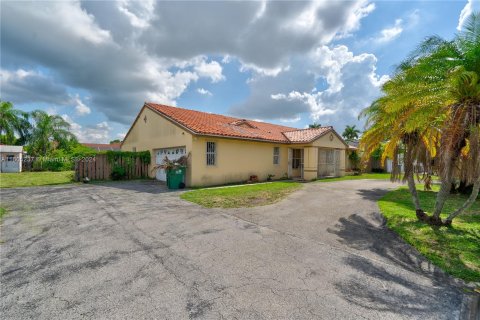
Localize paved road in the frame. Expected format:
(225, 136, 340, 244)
(0, 180, 471, 319)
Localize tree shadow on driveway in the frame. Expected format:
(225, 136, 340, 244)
(91, 180, 176, 194)
(326, 199, 466, 317)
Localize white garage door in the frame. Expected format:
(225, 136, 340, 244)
(155, 147, 186, 181)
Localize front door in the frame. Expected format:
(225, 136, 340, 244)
(155, 147, 186, 181)
(289, 148, 304, 178)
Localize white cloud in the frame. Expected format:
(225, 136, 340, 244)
(117, 0, 155, 29)
(240, 63, 286, 77)
(272, 91, 336, 117)
(46, 1, 112, 45)
(458, 0, 480, 30)
(376, 19, 403, 43)
(197, 88, 212, 96)
(73, 95, 91, 116)
(193, 58, 225, 83)
(62, 114, 112, 143)
(260, 45, 388, 129)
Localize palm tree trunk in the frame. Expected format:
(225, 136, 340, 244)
(432, 150, 455, 221)
(406, 169, 425, 219)
(432, 179, 451, 222)
(445, 177, 480, 225)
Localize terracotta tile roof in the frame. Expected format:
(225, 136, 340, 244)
(146, 103, 298, 142)
(143, 103, 339, 144)
(283, 127, 333, 143)
(82, 143, 121, 151)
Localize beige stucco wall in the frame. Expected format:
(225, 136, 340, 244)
(189, 136, 289, 187)
(121, 107, 194, 184)
(303, 147, 318, 180)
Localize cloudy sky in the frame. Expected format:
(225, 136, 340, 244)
(1, 0, 479, 143)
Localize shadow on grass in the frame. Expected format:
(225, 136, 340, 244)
(355, 188, 393, 202)
(327, 212, 466, 316)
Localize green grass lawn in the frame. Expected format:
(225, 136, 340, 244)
(379, 186, 480, 283)
(316, 172, 392, 182)
(181, 181, 302, 208)
(0, 171, 75, 188)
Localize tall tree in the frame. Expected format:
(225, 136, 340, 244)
(0, 101, 30, 145)
(342, 125, 361, 142)
(28, 110, 77, 156)
(308, 122, 322, 128)
(360, 12, 480, 225)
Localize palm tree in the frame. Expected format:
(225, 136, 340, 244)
(0, 101, 30, 144)
(308, 122, 322, 128)
(399, 14, 480, 225)
(342, 125, 361, 142)
(28, 110, 77, 156)
(360, 94, 437, 217)
(361, 12, 480, 225)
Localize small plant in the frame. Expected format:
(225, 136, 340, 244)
(111, 165, 126, 180)
(151, 155, 188, 174)
(267, 174, 275, 181)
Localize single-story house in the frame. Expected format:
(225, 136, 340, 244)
(121, 103, 348, 187)
(0, 145, 23, 173)
(82, 143, 121, 151)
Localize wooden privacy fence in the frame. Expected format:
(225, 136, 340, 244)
(75, 153, 149, 181)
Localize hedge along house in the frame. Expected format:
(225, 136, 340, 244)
(121, 103, 348, 187)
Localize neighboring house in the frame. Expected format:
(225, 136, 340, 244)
(121, 103, 348, 187)
(82, 143, 121, 151)
(0, 145, 23, 173)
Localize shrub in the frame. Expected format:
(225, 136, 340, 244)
(111, 165, 126, 180)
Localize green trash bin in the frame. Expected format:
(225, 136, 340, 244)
(166, 167, 186, 189)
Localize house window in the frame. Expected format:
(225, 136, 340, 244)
(7, 155, 14, 162)
(273, 147, 280, 165)
(292, 149, 302, 169)
(206, 142, 216, 166)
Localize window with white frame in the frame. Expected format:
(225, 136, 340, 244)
(206, 142, 216, 166)
(273, 147, 280, 164)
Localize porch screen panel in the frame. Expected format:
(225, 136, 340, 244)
(318, 150, 328, 177)
(335, 150, 341, 176)
(318, 149, 338, 177)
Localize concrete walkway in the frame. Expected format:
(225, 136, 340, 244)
(0, 180, 473, 319)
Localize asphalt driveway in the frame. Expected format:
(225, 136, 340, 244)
(0, 180, 473, 319)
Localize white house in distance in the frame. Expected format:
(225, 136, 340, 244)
(0, 145, 23, 173)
